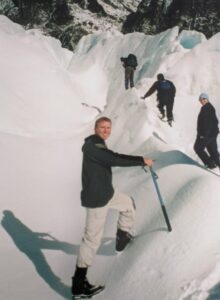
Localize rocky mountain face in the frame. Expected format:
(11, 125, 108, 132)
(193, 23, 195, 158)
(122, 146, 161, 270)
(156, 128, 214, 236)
(0, 0, 220, 50)
(0, 0, 141, 50)
(122, 0, 220, 39)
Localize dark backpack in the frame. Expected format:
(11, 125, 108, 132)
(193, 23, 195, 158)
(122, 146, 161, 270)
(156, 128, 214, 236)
(158, 80, 172, 90)
(157, 79, 175, 99)
(126, 54, 138, 68)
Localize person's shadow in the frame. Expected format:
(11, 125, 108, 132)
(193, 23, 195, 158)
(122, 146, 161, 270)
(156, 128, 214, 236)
(1, 210, 72, 299)
(1, 210, 116, 299)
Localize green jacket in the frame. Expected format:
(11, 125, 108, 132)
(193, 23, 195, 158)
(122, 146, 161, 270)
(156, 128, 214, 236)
(81, 134, 144, 208)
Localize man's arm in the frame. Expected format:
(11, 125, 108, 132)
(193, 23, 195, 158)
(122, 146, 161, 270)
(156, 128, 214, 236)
(141, 82, 157, 99)
(84, 142, 153, 167)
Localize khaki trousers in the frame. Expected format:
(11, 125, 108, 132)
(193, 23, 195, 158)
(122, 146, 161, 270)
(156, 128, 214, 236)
(77, 191, 135, 268)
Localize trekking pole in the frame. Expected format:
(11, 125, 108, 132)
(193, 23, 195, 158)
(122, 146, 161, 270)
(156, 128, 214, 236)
(143, 166, 172, 232)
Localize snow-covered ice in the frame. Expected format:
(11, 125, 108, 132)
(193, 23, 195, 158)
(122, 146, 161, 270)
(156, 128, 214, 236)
(1, 15, 220, 300)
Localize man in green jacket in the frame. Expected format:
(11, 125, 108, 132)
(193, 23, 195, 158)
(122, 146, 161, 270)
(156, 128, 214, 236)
(71, 116, 154, 298)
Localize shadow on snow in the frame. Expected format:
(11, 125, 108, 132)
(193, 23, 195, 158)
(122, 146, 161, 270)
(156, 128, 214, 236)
(1, 210, 116, 299)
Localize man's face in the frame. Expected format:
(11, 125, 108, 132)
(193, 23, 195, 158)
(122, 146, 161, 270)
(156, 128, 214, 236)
(95, 121, 112, 140)
(199, 98, 208, 106)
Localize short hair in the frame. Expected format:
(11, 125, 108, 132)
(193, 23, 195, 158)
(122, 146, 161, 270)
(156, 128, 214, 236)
(157, 73, 164, 81)
(95, 116, 112, 128)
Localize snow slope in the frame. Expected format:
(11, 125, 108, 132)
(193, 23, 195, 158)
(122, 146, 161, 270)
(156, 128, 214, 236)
(1, 15, 220, 300)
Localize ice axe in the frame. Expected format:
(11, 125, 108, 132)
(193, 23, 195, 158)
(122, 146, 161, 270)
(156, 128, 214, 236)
(143, 166, 172, 232)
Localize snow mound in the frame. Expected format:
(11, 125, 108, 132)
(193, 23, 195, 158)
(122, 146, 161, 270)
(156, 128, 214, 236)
(1, 16, 220, 300)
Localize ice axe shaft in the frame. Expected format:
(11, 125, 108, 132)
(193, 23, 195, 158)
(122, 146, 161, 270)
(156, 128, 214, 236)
(143, 166, 172, 232)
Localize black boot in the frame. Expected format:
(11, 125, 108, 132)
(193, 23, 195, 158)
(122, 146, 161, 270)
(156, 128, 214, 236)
(168, 120, 172, 127)
(116, 229, 133, 252)
(71, 267, 104, 298)
(71, 267, 87, 295)
(206, 161, 216, 169)
(159, 112, 165, 120)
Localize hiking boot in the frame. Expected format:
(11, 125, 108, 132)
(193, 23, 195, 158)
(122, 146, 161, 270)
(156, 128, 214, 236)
(71, 267, 87, 296)
(84, 278, 100, 292)
(72, 276, 104, 298)
(116, 229, 133, 252)
(206, 162, 216, 169)
(159, 112, 165, 120)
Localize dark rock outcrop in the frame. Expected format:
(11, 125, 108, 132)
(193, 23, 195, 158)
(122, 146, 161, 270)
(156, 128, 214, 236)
(1, 0, 220, 50)
(0, 0, 141, 50)
(122, 0, 220, 39)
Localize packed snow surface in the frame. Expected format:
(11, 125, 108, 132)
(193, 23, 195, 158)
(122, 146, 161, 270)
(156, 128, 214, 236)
(1, 15, 220, 300)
